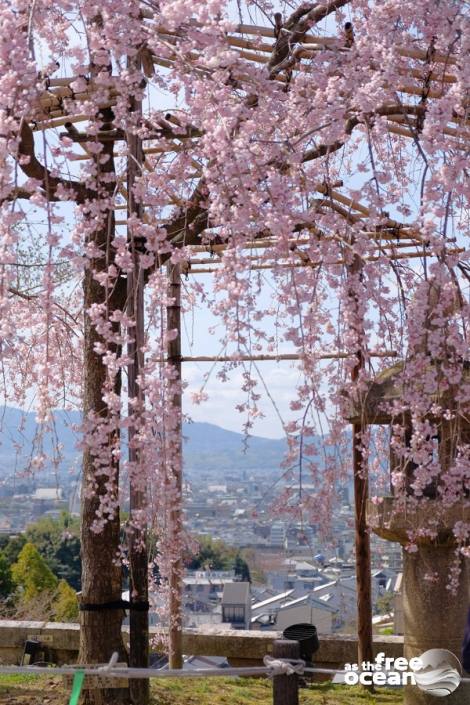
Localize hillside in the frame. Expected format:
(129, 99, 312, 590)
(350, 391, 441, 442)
(0, 407, 287, 478)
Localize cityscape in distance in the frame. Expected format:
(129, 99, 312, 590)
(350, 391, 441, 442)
(0, 406, 402, 637)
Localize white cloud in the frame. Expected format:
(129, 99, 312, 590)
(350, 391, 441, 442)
(183, 361, 301, 438)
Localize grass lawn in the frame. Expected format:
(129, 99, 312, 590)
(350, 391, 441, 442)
(0, 674, 403, 705)
(151, 677, 402, 705)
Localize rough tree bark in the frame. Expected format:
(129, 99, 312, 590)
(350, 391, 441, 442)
(347, 252, 373, 669)
(78, 115, 130, 705)
(127, 59, 150, 704)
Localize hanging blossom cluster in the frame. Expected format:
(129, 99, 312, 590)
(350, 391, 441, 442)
(0, 0, 469, 615)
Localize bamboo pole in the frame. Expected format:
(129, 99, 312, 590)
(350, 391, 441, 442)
(154, 25, 457, 83)
(31, 72, 467, 140)
(226, 35, 275, 53)
(404, 66, 456, 84)
(28, 28, 466, 135)
(175, 234, 423, 262)
(232, 23, 459, 64)
(387, 115, 470, 141)
(186, 241, 415, 266)
(166, 262, 183, 670)
(188, 242, 435, 267)
(155, 19, 460, 68)
(317, 186, 371, 216)
(36, 87, 119, 111)
(65, 142, 198, 164)
(187, 247, 464, 273)
(32, 114, 90, 130)
(189, 230, 420, 253)
(385, 122, 469, 147)
(127, 57, 150, 705)
(60, 144, 187, 163)
(180, 351, 397, 362)
(396, 83, 447, 99)
(396, 45, 458, 66)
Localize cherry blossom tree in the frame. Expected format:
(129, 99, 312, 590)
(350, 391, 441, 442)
(0, 1, 469, 704)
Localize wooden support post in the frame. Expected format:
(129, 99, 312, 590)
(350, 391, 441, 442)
(272, 640, 300, 705)
(166, 262, 183, 669)
(347, 253, 374, 670)
(352, 411, 373, 668)
(127, 59, 149, 705)
(76, 17, 129, 692)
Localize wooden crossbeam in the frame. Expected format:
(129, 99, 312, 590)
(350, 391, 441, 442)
(186, 247, 464, 273)
(180, 350, 398, 362)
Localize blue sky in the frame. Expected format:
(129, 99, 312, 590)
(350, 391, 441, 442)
(179, 272, 303, 438)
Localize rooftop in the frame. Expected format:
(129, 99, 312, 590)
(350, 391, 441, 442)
(222, 582, 250, 604)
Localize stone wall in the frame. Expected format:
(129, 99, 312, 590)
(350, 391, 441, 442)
(0, 620, 403, 670)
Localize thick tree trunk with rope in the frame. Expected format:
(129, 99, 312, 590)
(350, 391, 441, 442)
(127, 58, 150, 705)
(78, 123, 130, 705)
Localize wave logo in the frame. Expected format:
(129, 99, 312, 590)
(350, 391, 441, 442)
(412, 649, 462, 697)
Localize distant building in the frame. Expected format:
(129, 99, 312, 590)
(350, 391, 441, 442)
(312, 578, 357, 630)
(32, 488, 63, 501)
(266, 559, 327, 594)
(270, 523, 286, 548)
(275, 594, 337, 633)
(251, 589, 295, 628)
(251, 589, 337, 633)
(31, 487, 66, 517)
(221, 582, 251, 629)
(184, 571, 235, 607)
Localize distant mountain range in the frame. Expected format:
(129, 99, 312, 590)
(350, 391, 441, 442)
(182, 421, 287, 472)
(0, 407, 287, 478)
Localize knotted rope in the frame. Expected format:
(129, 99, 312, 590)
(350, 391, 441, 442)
(263, 655, 305, 678)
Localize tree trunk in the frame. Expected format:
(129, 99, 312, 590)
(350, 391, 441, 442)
(78, 121, 130, 705)
(127, 73, 150, 704)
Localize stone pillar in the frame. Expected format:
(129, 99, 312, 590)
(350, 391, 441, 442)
(403, 546, 470, 705)
(367, 498, 470, 705)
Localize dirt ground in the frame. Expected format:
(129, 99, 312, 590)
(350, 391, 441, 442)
(0, 677, 64, 704)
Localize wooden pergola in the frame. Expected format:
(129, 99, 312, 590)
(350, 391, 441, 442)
(8, 4, 469, 703)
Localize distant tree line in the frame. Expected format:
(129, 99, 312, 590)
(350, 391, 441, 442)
(0, 514, 252, 621)
(0, 512, 80, 621)
(185, 535, 251, 582)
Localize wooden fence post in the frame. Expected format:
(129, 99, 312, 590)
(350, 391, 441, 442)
(272, 639, 300, 705)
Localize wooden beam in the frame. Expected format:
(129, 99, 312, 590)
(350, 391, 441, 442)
(187, 248, 464, 273)
(180, 351, 398, 362)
